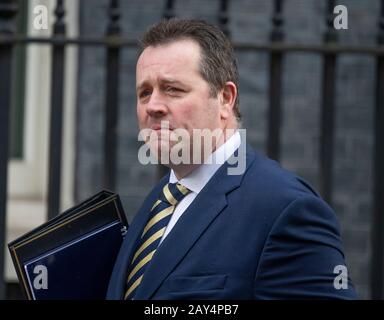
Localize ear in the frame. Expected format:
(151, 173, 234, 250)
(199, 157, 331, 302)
(219, 81, 237, 120)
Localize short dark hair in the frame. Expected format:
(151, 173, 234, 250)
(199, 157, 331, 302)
(139, 18, 241, 120)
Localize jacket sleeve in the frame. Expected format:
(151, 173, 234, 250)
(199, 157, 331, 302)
(253, 195, 358, 299)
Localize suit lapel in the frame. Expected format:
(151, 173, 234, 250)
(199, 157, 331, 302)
(134, 146, 256, 299)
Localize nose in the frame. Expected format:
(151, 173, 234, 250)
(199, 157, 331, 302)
(146, 91, 168, 118)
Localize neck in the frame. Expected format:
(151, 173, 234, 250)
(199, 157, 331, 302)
(172, 163, 200, 180)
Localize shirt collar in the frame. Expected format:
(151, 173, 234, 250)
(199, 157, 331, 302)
(169, 131, 241, 194)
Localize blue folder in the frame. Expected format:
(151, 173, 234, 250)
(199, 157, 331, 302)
(8, 190, 128, 300)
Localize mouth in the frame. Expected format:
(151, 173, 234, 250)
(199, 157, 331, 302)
(150, 124, 174, 131)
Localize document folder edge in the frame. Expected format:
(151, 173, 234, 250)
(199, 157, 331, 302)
(9, 192, 122, 248)
(8, 193, 127, 300)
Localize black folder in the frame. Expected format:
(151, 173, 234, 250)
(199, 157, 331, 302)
(8, 190, 128, 300)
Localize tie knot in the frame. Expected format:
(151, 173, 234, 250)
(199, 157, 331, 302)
(160, 182, 190, 206)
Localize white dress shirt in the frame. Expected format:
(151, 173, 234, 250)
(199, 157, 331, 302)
(160, 131, 241, 243)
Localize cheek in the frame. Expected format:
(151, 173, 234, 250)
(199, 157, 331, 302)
(177, 107, 202, 131)
(137, 108, 147, 130)
(190, 101, 220, 128)
(181, 98, 209, 121)
(137, 105, 145, 119)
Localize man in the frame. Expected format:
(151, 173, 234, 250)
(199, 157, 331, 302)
(107, 18, 357, 299)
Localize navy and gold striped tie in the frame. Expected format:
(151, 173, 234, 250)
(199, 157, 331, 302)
(124, 182, 190, 300)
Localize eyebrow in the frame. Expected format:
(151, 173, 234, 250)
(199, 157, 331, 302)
(136, 78, 185, 92)
(161, 79, 183, 85)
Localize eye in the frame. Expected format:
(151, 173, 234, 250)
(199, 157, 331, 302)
(165, 86, 183, 94)
(139, 89, 151, 99)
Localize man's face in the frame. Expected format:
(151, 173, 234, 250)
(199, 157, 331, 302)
(136, 39, 228, 163)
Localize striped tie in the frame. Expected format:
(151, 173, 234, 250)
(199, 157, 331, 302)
(124, 182, 190, 300)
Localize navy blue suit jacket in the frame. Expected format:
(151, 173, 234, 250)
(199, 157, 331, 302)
(107, 145, 357, 299)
